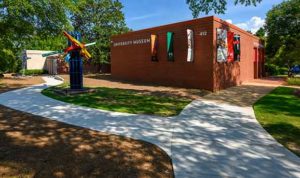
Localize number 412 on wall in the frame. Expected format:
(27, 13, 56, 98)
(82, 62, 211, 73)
(199, 31, 208, 36)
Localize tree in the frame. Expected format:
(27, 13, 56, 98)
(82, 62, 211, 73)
(186, 0, 263, 18)
(25, 36, 66, 51)
(0, 0, 77, 37)
(255, 27, 266, 47)
(246, 30, 253, 34)
(0, 0, 129, 73)
(71, 0, 129, 64)
(265, 0, 300, 77)
(0, 0, 77, 72)
(255, 27, 266, 39)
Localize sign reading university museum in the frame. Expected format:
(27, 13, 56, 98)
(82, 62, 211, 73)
(113, 38, 150, 47)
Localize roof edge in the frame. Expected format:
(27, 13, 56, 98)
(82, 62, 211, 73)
(112, 15, 261, 41)
(112, 16, 215, 38)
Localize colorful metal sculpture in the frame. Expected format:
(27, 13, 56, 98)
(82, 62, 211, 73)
(43, 31, 96, 90)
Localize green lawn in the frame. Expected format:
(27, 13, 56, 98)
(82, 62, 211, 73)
(287, 77, 300, 86)
(254, 87, 300, 156)
(42, 85, 192, 117)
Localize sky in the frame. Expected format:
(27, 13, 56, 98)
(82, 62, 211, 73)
(119, 0, 284, 33)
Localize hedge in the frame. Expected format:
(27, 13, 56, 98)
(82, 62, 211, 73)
(19, 69, 48, 75)
(287, 78, 300, 86)
(265, 64, 288, 76)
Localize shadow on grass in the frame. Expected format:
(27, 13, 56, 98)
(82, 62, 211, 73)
(254, 87, 300, 157)
(42, 86, 192, 117)
(263, 122, 300, 157)
(255, 87, 300, 117)
(72, 74, 211, 100)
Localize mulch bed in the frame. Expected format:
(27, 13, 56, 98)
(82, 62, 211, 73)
(0, 76, 174, 178)
(0, 74, 45, 92)
(53, 88, 97, 96)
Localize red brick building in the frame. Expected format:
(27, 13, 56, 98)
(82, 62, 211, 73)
(111, 16, 265, 92)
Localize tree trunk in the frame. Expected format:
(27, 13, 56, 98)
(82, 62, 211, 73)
(288, 68, 294, 78)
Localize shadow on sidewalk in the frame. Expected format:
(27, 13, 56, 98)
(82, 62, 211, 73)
(203, 84, 277, 107)
(0, 105, 173, 178)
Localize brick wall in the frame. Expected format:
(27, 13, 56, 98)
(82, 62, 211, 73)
(111, 16, 215, 90)
(212, 17, 265, 91)
(111, 16, 264, 91)
(57, 60, 111, 74)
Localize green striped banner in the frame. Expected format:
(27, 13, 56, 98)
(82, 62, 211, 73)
(167, 32, 174, 61)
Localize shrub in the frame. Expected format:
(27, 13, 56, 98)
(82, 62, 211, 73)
(265, 64, 289, 76)
(265, 64, 279, 76)
(19, 69, 48, 76)
(278, 67, 289, 75)
(287, 78, 300, 86)
(0, 49, 20, 73)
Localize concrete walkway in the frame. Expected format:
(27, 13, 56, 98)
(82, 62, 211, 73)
(0, 76, 300, 178)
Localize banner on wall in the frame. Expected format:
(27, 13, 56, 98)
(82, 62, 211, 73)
(233, 34, 241, 61)
(227, 31, 234, 62)
(151, 34, 158, 61)
(167, 32, 174, 61)
(217, 28, 228, 62)
(187, 29, 194, 62)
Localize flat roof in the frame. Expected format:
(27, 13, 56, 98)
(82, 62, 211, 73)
(112, 16, 260, 40)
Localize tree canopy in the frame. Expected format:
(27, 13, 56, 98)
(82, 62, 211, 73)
(71, 0, 129, 64)
(0, 0, 77, 72)
(186, 0, 263, 18)
(265, 0, 300, 75)
(255, 27, 266, 39)
(0, 0, 128, 73)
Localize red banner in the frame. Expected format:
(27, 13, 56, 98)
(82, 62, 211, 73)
(227, 31, 234, 62)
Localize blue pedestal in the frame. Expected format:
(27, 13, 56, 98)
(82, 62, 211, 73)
(68, 32, 83, 90)
(69, 50, 83, 90)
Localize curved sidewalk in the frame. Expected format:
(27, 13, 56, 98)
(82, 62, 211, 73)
(0, 76, 299, 178)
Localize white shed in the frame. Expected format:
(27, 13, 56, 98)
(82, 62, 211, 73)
(23, 50, 59, 75)
(24, 50, 53, 70)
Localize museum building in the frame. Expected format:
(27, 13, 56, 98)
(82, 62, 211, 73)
(110, 16, 265, 91)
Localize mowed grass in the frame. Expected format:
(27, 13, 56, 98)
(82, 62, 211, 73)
(42, 85, 192, 117)
(287, 77, 300, 86)
(254, 87, 300, 156)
